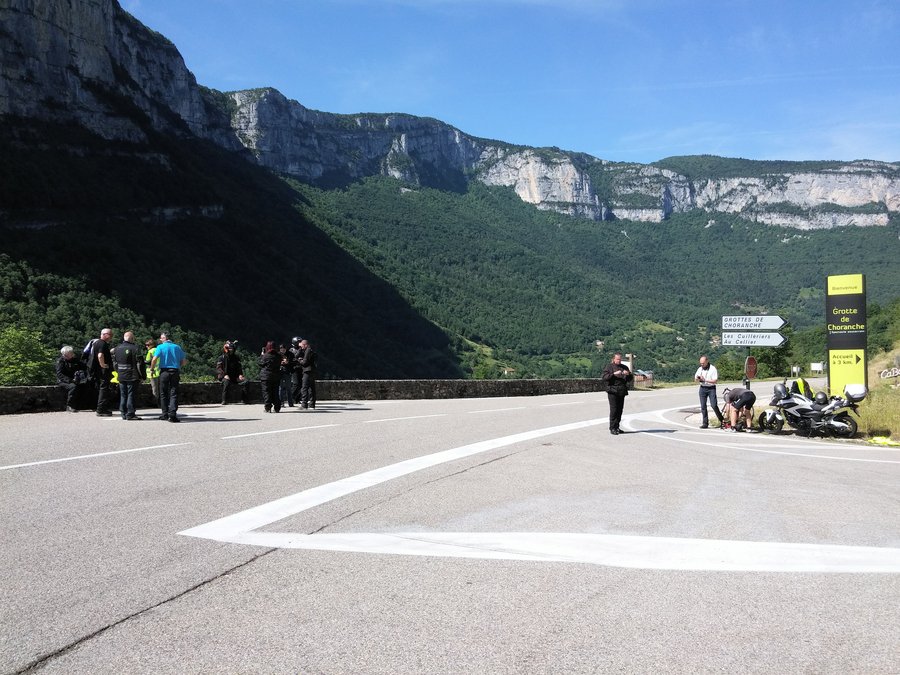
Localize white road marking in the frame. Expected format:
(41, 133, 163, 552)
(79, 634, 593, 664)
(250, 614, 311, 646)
(180, 410, 900, 573)
(0, 444, 191, 471)
(225, 531, 900, 573)
(640, 408, 900, 464)
(541, 401, 584, 408)
(222, 424, 339, 440)
(467, 406, 528, 414)
(181, 417, 605, 538)
(363, 414, 447, 424)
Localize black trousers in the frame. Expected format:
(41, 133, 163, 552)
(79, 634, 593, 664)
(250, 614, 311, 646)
(699, 386, 724, 425)
(291, 371, 303, 405)
(60, 382, 80, 409)
(95, 373, 113, 413)
(607, 392, 626, 431)
(262, 378, 281, 411)
(221, 376, 249, 404)
(300, 372, 316, 408)
(159, 369, 180, 418)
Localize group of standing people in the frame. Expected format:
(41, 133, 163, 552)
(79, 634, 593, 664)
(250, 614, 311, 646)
(59, 329, 319, 419)
(599, 352, 756, 434)
(212, 337, 317, 413)
(254, 337, 317, 413)
(55, 330, 186, 421)
(693, 355, 756, 431)
(59, 336, 756, 430)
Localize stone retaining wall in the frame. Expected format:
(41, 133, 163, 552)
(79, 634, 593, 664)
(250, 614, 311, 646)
(0, 379, 611, 415)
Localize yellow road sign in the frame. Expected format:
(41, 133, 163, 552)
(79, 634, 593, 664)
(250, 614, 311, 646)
(828, 349, 866, 396)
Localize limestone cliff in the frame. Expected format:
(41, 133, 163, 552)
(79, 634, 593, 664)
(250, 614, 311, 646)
(219, 88, 900, 229)
(0, 0, 239, 148)
(227, 88, 483, 188)
(2, 0, 898, 229)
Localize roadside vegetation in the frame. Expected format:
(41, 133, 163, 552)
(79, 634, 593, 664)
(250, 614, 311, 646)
(860, 346, 900, 441)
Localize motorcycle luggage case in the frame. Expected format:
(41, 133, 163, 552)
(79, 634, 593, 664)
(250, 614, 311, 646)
(843, 384, 867, 402)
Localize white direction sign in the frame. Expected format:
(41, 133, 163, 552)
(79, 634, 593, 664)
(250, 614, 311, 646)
(722, 315, 786, 330)
(722, 331, 786, 347)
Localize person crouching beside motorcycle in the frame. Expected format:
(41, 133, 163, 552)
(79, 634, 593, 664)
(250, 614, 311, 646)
(722, 387, 756, 432)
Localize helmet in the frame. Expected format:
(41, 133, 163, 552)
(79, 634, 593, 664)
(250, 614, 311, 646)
(814, 392, 828, 405)
(774, 383, 787, 399)
(291, 336, 302, 348)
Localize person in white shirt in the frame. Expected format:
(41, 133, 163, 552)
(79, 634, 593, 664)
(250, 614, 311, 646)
(694, 355, 724, 428)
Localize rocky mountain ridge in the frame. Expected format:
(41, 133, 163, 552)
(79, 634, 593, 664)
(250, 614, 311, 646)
(3, 0, 898, 229)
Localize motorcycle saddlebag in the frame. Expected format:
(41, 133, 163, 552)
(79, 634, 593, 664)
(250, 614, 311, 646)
(843, 384, 867, 402)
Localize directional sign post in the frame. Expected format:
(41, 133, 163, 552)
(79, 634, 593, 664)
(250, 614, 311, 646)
(826, 274, 867, 395)
(722, 315, 787, 331)
(721, 315, 788, 387)
(722, 331, 786, 347)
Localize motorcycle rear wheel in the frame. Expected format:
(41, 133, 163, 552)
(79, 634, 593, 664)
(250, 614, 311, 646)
(830, 413, 858, 439)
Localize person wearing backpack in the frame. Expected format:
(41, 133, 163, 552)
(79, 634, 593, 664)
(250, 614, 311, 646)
(89, 328, 115, 416)
(114, 331, 143, 420)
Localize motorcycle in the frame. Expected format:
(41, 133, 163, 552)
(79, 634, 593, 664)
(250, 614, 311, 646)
(756, 380, 866, 438)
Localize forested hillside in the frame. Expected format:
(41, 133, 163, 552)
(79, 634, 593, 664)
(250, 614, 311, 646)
(2, 0, 899, 385)
(0, 118, 461, 380)
(291, 176, 900, 380)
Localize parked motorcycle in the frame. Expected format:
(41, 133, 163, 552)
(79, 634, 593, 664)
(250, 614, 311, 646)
(757, 380, 866, 438)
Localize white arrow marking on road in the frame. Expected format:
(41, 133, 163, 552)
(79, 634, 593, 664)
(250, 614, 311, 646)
(180, 410, 900, 573)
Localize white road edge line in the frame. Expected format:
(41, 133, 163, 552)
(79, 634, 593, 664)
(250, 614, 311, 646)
(222, 424, 339, 439)
(180, 410, 900, 573)
(363, 414, 447, 424)
(640, 409, 900, 464)
(0, 443, 192, 471)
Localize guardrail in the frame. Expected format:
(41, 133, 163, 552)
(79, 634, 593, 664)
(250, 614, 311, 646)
(0, 378, 616, 415)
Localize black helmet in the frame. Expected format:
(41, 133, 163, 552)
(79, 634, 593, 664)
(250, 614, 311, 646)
(774, 383, 787, 399)
(291, 336, 302, 348)
(814, 391, 828, 405)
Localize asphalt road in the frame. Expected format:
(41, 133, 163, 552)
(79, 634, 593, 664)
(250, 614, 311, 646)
(2, 386, 899, 674)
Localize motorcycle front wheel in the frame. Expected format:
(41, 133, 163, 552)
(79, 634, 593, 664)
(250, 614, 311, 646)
(757, 412, 783, 434)
(830, 413, 858, 439)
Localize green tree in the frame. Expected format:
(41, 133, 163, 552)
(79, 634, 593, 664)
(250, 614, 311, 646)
(753, 327, 792, 379)
(0, 325, 56, 385)
(714, 353, 744, 381)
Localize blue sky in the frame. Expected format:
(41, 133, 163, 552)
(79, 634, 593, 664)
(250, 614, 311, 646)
(122, 0, 900, 164)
